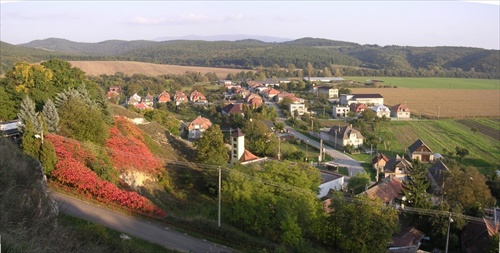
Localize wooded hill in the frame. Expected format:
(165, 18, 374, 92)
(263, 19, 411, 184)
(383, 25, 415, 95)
(2, 37, 498, 78)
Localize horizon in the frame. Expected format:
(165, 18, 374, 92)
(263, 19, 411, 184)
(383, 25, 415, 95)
(1, 1, 499, 50)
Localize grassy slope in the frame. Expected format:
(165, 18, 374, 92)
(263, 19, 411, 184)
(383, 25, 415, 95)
(345, 76, 500, 90)
(374, 119, 499, 171)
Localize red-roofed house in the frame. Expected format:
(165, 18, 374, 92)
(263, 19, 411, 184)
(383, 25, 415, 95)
(187, 116, 212, 141)
(372, 153, 389, 171)
(245, 94, 263, 108)
(391, 103, 411, 119)
(221, 103, 245, 116)
(156, 91, 171, 103)
(349, 103, 368, 116)
(173, 91, 188, 105)
(360, 176, 403, 206)
(134, 102, 150, 110)
(387, 227, 425, 252)
(189, 90, 208, 104)
(262, 88, 280, 99)
(142, 93, 155, 107)
(229, 128, 265, 165)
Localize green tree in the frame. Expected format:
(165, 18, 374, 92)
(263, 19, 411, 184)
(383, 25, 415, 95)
(58, 98, 109, 145)
(242, 120, 278, 157)
(42, 99, 59, 133)
(20, 120, 42, 160)
(0, 86, 17, 121)
(347, 172, 370, 194)
(455, 146, 470, 160)
(17, 96, 39, 132)
(400, 160, 432, 209)
(320, 193, 399, 252)
(323, 67, 332, 77)
(39, 139, 57, 175)
(194, 124, 228, 166)
(222, 161, 322, 245)
(306, 62, 315, 78)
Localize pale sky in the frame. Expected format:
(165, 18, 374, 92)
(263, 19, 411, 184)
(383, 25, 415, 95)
(1, 1, 499, 49)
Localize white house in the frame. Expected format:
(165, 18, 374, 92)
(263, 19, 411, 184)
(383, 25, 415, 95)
(289, 103, 307, 116)
(340, 94, 384, 106)
(371, 104, 391, 118)
(318, 170, 344, 198)
(391, 103, 411, 119)
(332, 105, 350, 118)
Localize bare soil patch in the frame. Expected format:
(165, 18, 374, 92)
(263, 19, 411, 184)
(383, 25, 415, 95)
(456, 119, 500, 141)
(69, 61, 251, 78)
(352, 88, 500, 118)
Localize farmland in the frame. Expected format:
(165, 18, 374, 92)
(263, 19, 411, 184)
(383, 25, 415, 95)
(345, 76, 499, 90)
(68, 61, 250, 78)
(351, 87, 500, 118)
(372, 119, 499, 172)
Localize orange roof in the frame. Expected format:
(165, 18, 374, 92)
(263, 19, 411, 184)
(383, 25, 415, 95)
(240, 149, 259, 162)
(392, 103, 410, 112)
(362, 177, 402, 203)
(188, 116, 212, 130)
(157, 91, 171, 102)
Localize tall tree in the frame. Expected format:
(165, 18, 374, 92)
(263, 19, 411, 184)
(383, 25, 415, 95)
(17, 96, 41, 133)
(347, 172, 370, 194)
(42, 99, 59, 133)
(400, 160, 432, 209)
(194, 124, 228, 166)
(306, 62, 315, 78)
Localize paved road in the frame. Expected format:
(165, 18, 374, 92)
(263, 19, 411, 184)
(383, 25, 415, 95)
(51, 191, 233, 253)
(267, 100, 366, 178)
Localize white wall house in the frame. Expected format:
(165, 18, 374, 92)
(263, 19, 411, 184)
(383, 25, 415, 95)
(371, 104, 391, 118)
(332, 105, 350, 118)
(340, 94, 384, 106)
(318, 87, 339, 98)
(318, 170, 344, 198)
(289, 103, 307, 116)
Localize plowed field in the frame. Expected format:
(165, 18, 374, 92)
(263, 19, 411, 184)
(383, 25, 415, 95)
(68, 61, 250, 78)
(456, 119, 500, 141)
(352, 88, 500, 118)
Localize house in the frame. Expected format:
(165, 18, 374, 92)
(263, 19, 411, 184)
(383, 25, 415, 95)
(332, 105, 350, 118)
(391, 103, 411, 119)
(127, 93, 141, 106)
(142, 93, 155, 107)
(318, 170, 345, 198)
(262, 79, 280, 87)
(349, 103, 368, 116)
(408, 139, 434, 163)
(426, 160, 451, 194)
(0, 119, 22, 140)
(387, 227, 425, 253)
(327, 125, 364, 148)
(245, 94, 263, 108)
(372, 153, 389, 172)
(189, 90, 208, 104)
(262, 88, 280, 99)
(289, 103, 307, 116)
(173, 91, 188, 105)
(108, 86, 121, 93)
(370, 104, 391, 118)
(384, 155, 413, 180)
(340, 94, 384, 106)
(317, 86, 339, 98)
(221, 103, 245, 116)
(105, 90, 120, 102)
(187, 116, 212, 141)
(360, 176, 403, 206)
(229, 128, 265, 165)
(218, 79, 233, 85)
(156, 91, 171, 103)
(134, 102, 150, 110)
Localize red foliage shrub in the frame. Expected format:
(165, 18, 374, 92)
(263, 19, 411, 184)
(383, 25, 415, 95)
(106, 117, 164, 174)
(47, 134, 166, 218)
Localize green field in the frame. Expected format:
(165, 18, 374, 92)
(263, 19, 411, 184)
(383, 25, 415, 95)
(372, 119, 499, 172)
(344, 76, 500, 90)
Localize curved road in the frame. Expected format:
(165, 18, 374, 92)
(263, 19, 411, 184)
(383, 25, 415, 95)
(268, 100, 366, 177)
(50, 191, 233, 253)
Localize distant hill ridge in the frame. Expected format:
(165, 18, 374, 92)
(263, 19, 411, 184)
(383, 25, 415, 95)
(1, 37, 498, 78)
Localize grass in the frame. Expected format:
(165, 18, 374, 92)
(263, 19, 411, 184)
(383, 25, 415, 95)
(58, 213, 177, 253)
(373, 119, 499, 172)
(338, 167, 349, 176)
(344, 76, 500, 90)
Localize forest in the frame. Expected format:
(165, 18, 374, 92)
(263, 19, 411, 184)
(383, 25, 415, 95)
(1, 37, 498, 79)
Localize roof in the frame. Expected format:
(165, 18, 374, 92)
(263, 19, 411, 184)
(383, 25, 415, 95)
(320, 170, 343, 184)
(392, 103, 410, 112)
(371, 104, 390, 112)
(427, 160, 450, 187)
(349, 103, 367, 112)
(143, 93, 154, 100)
(352, 94, 383, 99)
(240, 149, 259, 162)
(188, 116, 212, 130)
(390, 227, 425, 247)
(134, 102, 149, 110)
(157, 91, 171, 102)
(384, 155, 413, 173)
(231, 128, 245, 137)
(361, 176, 403, 203)
(371, 153, 389, 165)
(221, 103, 244, 115)
(327, 125, 364, 140)
(408, 139, 433, 153)
(262, 120, 275, 131)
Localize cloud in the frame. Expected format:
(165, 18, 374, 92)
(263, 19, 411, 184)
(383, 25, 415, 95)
(131, 13, 244, 25)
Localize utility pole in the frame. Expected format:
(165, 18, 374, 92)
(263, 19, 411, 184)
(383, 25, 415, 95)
(278, 137, 281, 161)
(218, 167, 221, 228)
(445, 212, 452, 253)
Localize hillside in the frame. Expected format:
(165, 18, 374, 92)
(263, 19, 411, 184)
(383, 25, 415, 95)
(11, 37, 499, 78)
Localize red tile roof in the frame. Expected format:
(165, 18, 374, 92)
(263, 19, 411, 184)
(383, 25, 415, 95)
(362, 177, 403, 203)
(392, 103, 410, 112)
(188, 116, 212, 130)
(240, 149, 259, 162)
(157, 91, 171, 103)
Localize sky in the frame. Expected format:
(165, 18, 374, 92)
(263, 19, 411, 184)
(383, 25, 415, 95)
(1, 1, 499, 49)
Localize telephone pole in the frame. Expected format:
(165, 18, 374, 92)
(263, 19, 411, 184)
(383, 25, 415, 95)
(218, 167, 221, 228)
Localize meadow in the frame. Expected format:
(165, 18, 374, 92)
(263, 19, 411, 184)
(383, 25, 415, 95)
(372, 119, 499, 172)
(345, 76, 500, 90)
